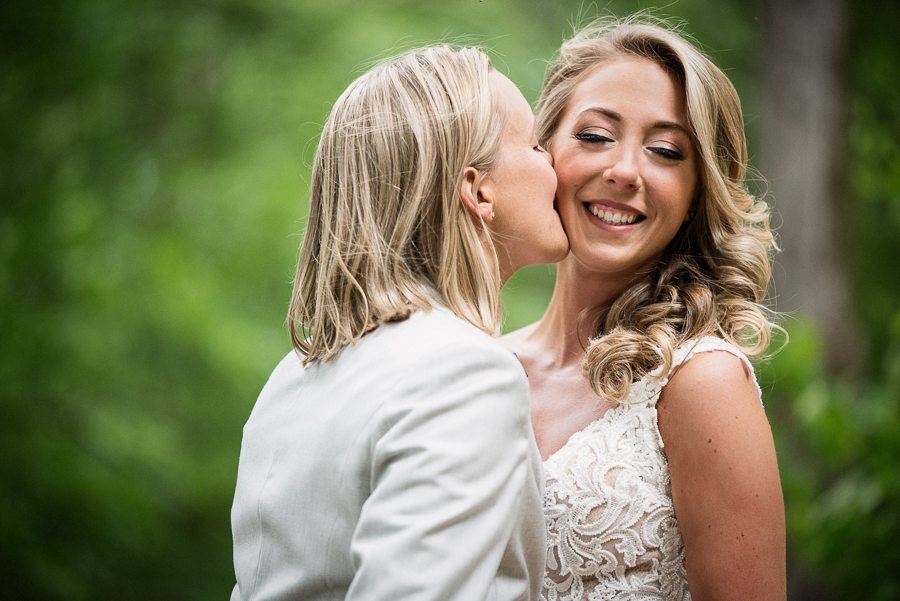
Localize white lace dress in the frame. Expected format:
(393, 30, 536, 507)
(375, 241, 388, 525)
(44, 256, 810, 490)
(540, 337, 761, 601)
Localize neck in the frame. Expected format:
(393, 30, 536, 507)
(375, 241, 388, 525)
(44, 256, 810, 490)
(480, 230, 513, 288)
(528, 255, 639, 367)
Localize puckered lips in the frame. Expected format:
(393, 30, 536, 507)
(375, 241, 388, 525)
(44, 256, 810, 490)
(583, 201, 645, 229)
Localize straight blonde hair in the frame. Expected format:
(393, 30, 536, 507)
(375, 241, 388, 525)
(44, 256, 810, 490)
(290, 46, 504, 364)
(537, 16, 779, 402)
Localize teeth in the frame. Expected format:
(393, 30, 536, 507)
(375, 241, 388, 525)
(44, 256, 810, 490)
(589, 204, 638, 225)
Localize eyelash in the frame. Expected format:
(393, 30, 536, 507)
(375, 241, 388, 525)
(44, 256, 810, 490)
(650, 146, 686, 161)
(574, 132, 612, 144)
(574, 133, 686, 161)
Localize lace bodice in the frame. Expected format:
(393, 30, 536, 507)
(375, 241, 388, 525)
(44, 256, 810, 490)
(540, 337, 760, 601)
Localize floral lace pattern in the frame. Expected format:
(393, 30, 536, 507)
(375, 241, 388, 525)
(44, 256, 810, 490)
(540, 337, 759, 601)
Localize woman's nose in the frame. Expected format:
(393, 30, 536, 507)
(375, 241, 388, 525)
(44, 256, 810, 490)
(541, 145, 554, 168)
(603, 147, 641, 190)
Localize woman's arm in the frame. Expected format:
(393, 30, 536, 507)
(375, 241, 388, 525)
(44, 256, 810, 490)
(657, 350, 786, 601)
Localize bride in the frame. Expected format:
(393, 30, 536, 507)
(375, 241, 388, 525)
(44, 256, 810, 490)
(503, 17, 786, 601)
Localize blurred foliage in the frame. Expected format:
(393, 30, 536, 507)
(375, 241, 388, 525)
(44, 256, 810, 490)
(762, 316, 900, 601)
(0, 0, 897, 599)
(847, 0, 900, 374)
(757, 0, 900, 598)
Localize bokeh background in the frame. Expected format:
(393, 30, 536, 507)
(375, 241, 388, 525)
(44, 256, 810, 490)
(2, 0, 898, 599)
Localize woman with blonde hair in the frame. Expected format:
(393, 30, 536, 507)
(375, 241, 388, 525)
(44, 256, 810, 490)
(502, 17, 786, 600)
(230, 45, 568, 601)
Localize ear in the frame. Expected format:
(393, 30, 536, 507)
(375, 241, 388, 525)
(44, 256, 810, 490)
(459, 166, 495, 222)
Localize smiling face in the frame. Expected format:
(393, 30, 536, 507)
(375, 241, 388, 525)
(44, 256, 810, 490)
(549, 57, 698, 285)
(483, 71, 569, 281)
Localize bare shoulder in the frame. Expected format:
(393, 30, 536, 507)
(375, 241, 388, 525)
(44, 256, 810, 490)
(674, 347, 754, 387)
(658, 348, 758, 416)
(659, 348, 785, 600)
(657, 347, 771, 483)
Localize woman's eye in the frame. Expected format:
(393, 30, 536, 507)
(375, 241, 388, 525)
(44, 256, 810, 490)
(649, 146, 686, 161)
(574, 132, 612, 144)
(533, 144, 546, 153)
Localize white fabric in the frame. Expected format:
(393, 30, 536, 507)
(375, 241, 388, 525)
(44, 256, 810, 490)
(540, 337, 760, 601)
(230, 307, 546, 601)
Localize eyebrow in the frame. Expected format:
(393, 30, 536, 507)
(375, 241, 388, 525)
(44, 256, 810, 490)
(579, 107, 691, 136)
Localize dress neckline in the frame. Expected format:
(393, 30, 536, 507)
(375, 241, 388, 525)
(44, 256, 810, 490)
(542, 337, 756, 466)
(543, 399, 635, 464)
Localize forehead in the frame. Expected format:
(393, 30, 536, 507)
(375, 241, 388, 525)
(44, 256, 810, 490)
(490, 71, 533, 128)
(563, 57, 689, 127)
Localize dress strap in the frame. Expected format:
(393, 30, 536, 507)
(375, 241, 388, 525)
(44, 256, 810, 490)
(637, 337, 764, 451)
(636, 337, 762, 407)
(669, 336, 762, 402)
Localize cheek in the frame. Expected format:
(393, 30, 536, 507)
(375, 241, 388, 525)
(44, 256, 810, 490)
(540, 158, 558, 194)
(677, 176, 699, 219)
(521, 153, 557, 198)
(681, 161, 699, 203)
(556, 195, 583, 232)
(553, 167, 574, 195)
(655, 168, 697, 220)
(552, 150, 591, 195)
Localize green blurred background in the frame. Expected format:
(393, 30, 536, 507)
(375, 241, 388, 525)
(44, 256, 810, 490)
(2, 0, 898, 599)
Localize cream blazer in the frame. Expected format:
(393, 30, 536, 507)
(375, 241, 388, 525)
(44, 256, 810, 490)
(230, 307, 546, 600)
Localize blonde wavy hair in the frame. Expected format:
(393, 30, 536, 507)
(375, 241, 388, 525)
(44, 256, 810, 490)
(537, 16, 779, 403)
(290, 46, 505, 364)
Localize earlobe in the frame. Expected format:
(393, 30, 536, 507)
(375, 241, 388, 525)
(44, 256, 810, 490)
(686, 190, 701, 222)
(459, 166, 495, 222)
(685, 199, 698, 222)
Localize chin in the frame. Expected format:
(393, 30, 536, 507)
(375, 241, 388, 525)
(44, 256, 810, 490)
(551, 241, 571, 263)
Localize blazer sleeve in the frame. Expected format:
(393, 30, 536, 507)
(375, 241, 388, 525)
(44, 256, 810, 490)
(346, 336, 545, 601)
